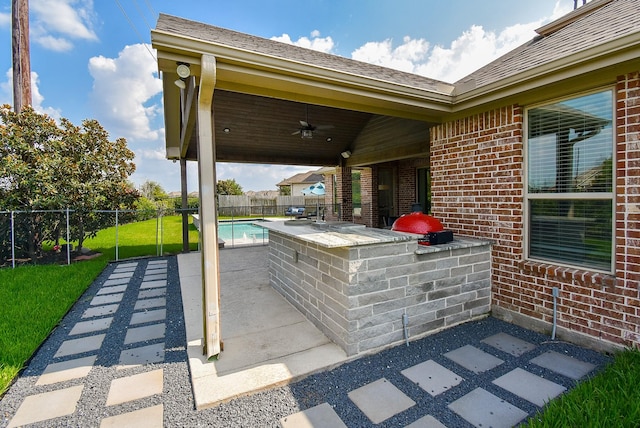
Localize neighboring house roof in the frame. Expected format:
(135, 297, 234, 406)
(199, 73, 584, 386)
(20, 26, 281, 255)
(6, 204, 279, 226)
(277, 171, 324, 187)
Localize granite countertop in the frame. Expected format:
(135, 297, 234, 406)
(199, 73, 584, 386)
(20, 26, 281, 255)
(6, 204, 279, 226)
(262, 220, 412, 248)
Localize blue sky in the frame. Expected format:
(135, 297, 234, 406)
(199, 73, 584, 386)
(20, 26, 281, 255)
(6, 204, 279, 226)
(0, 0, 579, 193)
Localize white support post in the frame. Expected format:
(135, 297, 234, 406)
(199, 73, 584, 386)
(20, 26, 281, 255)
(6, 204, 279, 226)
(197, 54, 222, 359)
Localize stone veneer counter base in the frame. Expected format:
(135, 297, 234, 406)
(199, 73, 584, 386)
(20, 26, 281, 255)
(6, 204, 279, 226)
(263, 221, 492, 356)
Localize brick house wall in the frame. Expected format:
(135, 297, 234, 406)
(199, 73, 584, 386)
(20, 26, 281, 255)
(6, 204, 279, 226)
(430, 71, 640, 352)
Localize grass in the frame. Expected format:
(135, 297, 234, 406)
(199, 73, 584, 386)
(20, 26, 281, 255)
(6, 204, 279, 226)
(0, 215, 199, 396)
(0, 259, 108, 395)
(525, 348, 640, 427)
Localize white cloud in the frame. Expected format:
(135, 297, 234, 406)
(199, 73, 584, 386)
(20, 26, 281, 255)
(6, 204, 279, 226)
(88, 43, 162, 142)
(30, 0, 97, 51)
(351, 36, 430, 74)
(271, 31, 335, 53)
(0, 68, 61, 119)
(0, 12, 10, 28)
(348, 0, 577, 83)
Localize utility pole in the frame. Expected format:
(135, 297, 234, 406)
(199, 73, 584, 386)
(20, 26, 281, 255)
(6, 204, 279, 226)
(12, 0, 31, 112)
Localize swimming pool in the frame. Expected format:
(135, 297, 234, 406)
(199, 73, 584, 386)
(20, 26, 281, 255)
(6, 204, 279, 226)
(218, 222, 268, 242)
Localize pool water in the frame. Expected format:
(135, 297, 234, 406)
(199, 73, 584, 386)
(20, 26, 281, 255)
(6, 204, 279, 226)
(218, 222, 268, 241)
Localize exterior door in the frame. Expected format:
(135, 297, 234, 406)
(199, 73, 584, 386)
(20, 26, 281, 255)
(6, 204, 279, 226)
(378, 167, 396, 227)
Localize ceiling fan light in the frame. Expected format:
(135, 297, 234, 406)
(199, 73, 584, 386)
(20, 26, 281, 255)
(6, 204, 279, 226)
(301, 129, 313, 139)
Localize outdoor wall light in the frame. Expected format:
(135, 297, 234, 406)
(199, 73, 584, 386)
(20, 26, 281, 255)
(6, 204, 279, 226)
(341, 150, 351, 158)
(174, 63, 191, 89)
(176, 63, 191, 78)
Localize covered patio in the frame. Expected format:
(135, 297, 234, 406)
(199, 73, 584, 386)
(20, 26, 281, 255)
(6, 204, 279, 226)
(152, 14, 451, 359)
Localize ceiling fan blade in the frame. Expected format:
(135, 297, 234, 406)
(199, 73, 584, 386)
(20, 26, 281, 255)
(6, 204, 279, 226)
(291, 130, 301, 135)
(315, 124, 334, 131)
(299, 120, 310, 128)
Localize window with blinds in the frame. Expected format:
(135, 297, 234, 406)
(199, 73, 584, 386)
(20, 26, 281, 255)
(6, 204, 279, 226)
(526, 90, 614, 272)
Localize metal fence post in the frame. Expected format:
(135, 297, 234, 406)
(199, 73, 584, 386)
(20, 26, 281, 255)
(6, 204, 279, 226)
(10, 210, 15, 269)
(155, 210, 160, 256)
(115, 209, 119, 261)
(66, 208, 71, 265)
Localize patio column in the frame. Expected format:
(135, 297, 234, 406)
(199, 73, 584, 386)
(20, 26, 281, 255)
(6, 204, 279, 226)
(197, 54, 222, 359)
(338, 165, 353, 222)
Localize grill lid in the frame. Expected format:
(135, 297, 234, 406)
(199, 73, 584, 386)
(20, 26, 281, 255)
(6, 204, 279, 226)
(391, 212, 444, 234)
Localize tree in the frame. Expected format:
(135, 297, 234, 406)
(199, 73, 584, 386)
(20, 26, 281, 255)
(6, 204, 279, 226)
(136, 180, 170, 221)
(216, 178, 243, 195)
(140, 180, 168, 201)
(0, 105, 138, 259)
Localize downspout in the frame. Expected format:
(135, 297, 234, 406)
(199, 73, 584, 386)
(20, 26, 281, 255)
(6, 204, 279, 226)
(197, 54, 222, 359)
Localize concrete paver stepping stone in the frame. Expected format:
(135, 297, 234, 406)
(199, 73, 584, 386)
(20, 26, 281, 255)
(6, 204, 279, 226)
(124, 323, 166, 344)
(100, 404, 164, 428)
(82, 304, 119, 318)
(138, 288, 166, 299)
(7, 384, 84, 428)
(348, 378, 416, 424)
(113, 266, 137, 273)
(90, 293, 124, 306)
(109, 272, 135, 280)
(106, 369, 164, 406)
(143, 273, 167, 281)
(448, 387, 528, 428)
(70, 317, 113, 335)
(530, 351, 596, 380)
(147, 260, 167, 265)
(103, 277, 131, 287)
(493, 368, 566, 407)
(444, 344, 504, 373)
(401, 360, 463, 396)
(134, 297, 166, 310)
(116, 262, 139, 268)
(54, 334, 105, 358)
(118, 343, 165, 369)
(36, 355, 96, 386)
(280, 402, 347, 428)
(481, 332, 536, 356)
(405, 414, 448, 428)
(130, 309, 167, 325)
(97, 284, 128, 295)
(140, 280, 167, 289)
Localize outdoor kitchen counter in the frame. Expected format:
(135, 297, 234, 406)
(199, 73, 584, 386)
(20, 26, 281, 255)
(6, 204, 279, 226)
(262, 220, 412, 248)
(264, 220, 493, 356)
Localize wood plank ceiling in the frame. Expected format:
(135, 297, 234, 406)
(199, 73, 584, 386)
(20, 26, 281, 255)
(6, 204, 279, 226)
(184, 90, 376, 166)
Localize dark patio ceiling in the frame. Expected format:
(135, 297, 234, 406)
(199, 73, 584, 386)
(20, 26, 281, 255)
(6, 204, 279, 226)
(185, 90, 375, 166)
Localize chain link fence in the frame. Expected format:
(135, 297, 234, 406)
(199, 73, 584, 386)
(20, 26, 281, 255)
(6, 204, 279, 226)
(0, 201, 364, 269)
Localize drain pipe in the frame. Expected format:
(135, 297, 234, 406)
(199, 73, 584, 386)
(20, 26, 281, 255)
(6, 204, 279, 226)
(551, 287, 559, 340)
(402, 310, 410, 346)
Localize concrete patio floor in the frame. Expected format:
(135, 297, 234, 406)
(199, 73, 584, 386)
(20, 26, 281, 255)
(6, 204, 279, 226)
(177, 246, 349, 409)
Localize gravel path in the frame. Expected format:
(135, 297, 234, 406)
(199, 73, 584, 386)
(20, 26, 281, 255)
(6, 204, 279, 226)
(0, 256, 611, 427)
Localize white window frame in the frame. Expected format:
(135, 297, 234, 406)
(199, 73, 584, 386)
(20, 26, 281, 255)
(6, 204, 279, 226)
(523, 88, 615, 274)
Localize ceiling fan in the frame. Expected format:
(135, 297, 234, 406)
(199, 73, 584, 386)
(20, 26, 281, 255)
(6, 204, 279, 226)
(292, 105, 334, 139)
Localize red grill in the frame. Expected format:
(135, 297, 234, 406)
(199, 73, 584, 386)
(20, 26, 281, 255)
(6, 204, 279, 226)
(391, 212, 453, 245)
(391, 212, 444, 234)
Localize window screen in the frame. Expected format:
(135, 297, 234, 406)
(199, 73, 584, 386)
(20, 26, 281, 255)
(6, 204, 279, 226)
(526, 90, 613, 272)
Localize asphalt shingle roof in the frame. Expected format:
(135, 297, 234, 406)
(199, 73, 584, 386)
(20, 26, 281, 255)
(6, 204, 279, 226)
(454, 0, 640, 93)
(155, 14, 452, 94)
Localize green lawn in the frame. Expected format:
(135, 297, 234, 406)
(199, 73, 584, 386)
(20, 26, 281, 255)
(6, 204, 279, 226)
(0, 215, 198, 396)
(525, 348, 640, 427)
